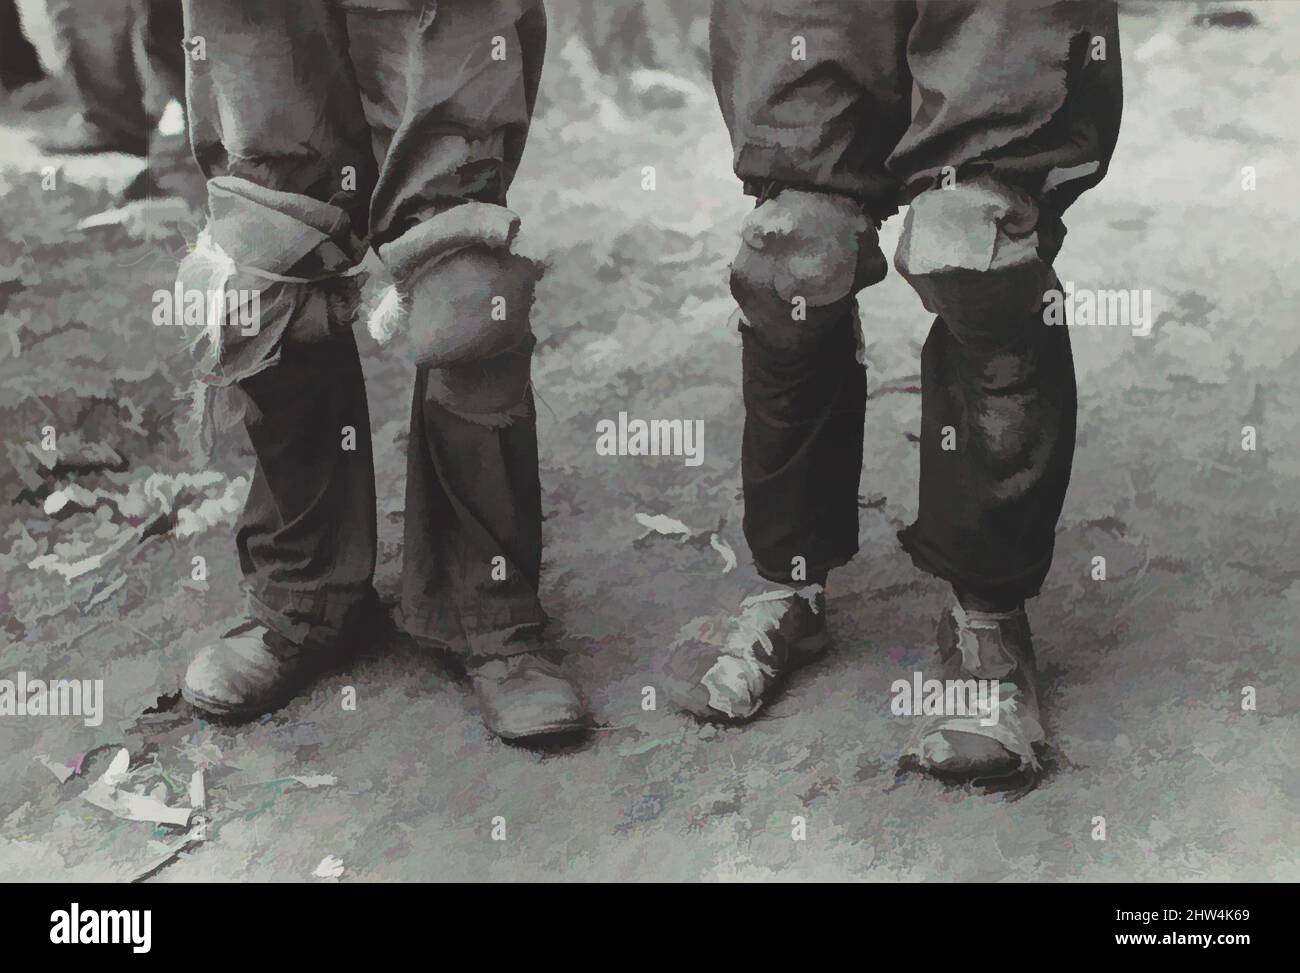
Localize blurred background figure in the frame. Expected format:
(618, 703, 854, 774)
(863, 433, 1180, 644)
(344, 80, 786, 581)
(35, 0, 183, 156)
(0, 0, 46, 92)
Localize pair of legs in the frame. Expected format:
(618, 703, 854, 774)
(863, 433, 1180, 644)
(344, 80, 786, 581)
(179, 0, 584, 738)
(40, 0, 184, 153)
(678, 0, 1123, 777)
(717, 0, 1122, 597)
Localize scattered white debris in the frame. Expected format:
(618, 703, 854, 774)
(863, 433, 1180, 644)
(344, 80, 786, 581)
(634, 512, 693, 539)
(35, 754, 75, 784)
(188, 770, 206, 810)
(709, 533, 738, 574)
(291, 774, 338, 789)
(29, 473, 251, 587)
(77, 197, 193, 238)
(157, 99, 186, 137)
(314, 855, 345, 880)
(636, 513, 738, 574)
(43, 484, 99, 516)
(82, 749, 194, 828)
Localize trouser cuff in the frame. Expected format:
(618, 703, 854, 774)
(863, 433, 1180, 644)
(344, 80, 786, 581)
(400, 597, 548, 660)
(897, 524, 1051, 604)
(750, 550, 851, 587)
(247, 583, 381, 652)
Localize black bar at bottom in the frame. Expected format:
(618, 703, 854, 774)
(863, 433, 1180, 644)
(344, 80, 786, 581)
(0, 882, 1285, 958)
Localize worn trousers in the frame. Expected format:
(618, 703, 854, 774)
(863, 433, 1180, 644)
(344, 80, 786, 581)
(45, 0, 184, 147)
(712, 0, 1122, 602)
(183, 0, 548, 655)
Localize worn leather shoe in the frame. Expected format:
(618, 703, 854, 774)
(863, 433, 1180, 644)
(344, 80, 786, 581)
(182, 620, 319, 720)
(468, 652, 587, 741)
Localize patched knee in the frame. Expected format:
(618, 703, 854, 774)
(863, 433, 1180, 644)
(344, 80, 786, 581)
(895, 176, 1058, 339)
(371, 202, 541, 367)
(177, 176, 366, 459)
(730, 189, 886, 353)
(424, 333, 535, 428)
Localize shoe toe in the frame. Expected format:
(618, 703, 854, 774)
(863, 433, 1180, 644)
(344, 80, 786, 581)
(182, 645, 245, 713)
(664, 639, 733, 720)
(182, 634, 294, 719)
(476, 664, 587, 740)
(919, 729, 1021, 777)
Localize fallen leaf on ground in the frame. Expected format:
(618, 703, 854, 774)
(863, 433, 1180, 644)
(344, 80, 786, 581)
(82, 748, 194, 828)
(709, 533, 738, 573)
(35, 755, 75, 784)
(313, 855, 345, 879)
(76, 197, 194, 240)
(634, 512, 692, 538)
(291, 774, 338, 789)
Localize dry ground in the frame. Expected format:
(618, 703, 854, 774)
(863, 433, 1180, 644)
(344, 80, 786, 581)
(1, 2, 1296, 881)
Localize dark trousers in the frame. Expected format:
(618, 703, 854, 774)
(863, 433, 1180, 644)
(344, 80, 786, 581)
(46, 0, 184, 147)
(714, 0, 1122, 602)
(184, 0, 548, 656)
(0, 0, 44, 90)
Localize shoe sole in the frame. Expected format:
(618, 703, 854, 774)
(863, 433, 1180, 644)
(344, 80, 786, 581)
(181, 684, 291, 723)
(493, 719, 589, 742)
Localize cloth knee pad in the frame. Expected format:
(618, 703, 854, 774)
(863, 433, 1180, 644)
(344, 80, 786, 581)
(369, 202, 541, 368)
(894, 176, 1057, 342)
(177, 176, 366, 457)
(729, 189, 887, 355)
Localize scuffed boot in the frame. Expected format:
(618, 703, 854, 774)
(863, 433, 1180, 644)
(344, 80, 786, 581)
(668, 585, 829, 723)
(468, 651, 588, 741)
(182, 620, 325, 721)
(904, 603, 1044, 780)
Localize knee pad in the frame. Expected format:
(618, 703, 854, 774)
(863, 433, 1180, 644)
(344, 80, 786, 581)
(179, 176, 363, 352)
(370, 202, 541, 368)
(894, 176, 1057, 340)
(178, 176, 365, 458)
(424, 334, 535, 427)
(729, 190, 887, 355)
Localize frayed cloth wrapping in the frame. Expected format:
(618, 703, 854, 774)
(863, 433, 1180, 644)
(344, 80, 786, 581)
(902, 605, 1044, 772)
(366, 285, 406, 345)
(381, 201, 521, 284)
(697, 584, 824, 719)
(903, 684, 1043, 772)
(366, 203, 522, 351)
(178, 177, 365, 459)
(368, 202, 541, 428)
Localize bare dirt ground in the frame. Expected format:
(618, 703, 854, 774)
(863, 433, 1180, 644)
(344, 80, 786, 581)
(1, 2, 1296, 882)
